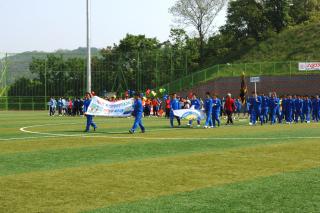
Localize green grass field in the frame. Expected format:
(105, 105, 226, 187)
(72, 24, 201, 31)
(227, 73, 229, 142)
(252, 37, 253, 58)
(0, 111, 319, 213)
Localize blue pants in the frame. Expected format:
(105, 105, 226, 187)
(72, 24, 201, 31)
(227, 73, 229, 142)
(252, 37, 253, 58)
(86, 115, 97, 131)
(270, 109, 276, 124)
(170, 112, 181, 127)
(295, 111, 303, 123)
(262, 108, 269, 123)
(189, 119, 200, 125)
(312, 110, 318, 122)
(212, 111, 220, 127)
(285, 110, 293, 122)
(205, 112, 213, 127)
(252, 110, 263, 125)
(131, 113, 145, 132)
(304, 111, 310, 122)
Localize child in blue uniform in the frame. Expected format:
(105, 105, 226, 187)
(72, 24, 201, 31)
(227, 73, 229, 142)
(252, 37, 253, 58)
(204, 92, 213, 128)
(170, 93, 181, 128)
(268, 92, 279, 125)
(312, 96, 319, 122)
(188, 94, 201, 127)
(303, 95, 312, 123)
(261, 94, 269, 123)
(294, 95, 303, 123)
(212, 94, 221, 127)
(129, 93, 145, 134)
(83, 92, 97, 132)
(285, 95, 294, 124)
(252, 94, 263, 125)
(248, 93, 255, 125)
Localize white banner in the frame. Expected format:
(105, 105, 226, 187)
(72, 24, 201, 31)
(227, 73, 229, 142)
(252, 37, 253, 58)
(86, 96, 134, 117)
(173, 106, 205, 120)
(299, 62, 320, 71)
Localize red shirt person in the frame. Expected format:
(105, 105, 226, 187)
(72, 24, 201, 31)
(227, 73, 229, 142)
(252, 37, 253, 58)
(224, 93, 236, 125)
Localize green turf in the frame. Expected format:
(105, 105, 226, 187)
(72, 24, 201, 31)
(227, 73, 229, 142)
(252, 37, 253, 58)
(89, 167, 320, 213)
(0, 111, 319, 212)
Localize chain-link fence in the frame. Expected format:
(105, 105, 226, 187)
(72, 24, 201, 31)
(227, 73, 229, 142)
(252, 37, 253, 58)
(0, 50, 319, 111)
(161, 61, 320, 93)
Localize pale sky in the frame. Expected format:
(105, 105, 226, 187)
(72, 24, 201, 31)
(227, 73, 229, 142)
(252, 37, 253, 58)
(0, 0, 227, 53)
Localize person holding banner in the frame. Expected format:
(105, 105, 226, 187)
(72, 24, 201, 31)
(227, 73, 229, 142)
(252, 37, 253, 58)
(170, 93, 181, 128)
(188, 94, 201, 127)
(83, 92, 97, 132)
(204, 92, 213, 128)
(129, 93, 145, 134)
(212, 94, 221, 127)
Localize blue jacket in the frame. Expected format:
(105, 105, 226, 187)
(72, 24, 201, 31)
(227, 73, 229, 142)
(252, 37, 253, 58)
(170, 98, 180, 111)
(312, 99, 319, 111)
(303, 99, 312, 112)
(204, 98, 213, 113)
(83, 99, 91, 113)
(235, 99, 242, 111)
(133, 99, 143, 114)
(285, 99, 294, 111)
(268, 97, 279, 110)
(191, 99, 201, 110)
(253, 96, 262, 112)
(261, 96, 269, 109)
(294, 99, 303, 112)
(212, 98, 221, 112)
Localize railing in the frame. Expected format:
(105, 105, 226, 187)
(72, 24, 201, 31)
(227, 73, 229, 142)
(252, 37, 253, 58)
(160, 61, 320, 93)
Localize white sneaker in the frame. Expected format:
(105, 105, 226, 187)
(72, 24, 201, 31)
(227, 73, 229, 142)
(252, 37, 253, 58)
(249, 122, 253, 126)
(197, 125, 200, 127)
(204, 126, 208, 129)
(210, 126, 214, 128)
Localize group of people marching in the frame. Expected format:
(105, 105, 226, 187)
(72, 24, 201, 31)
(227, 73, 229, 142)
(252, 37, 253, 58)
(80, 90, 320, 133)
(48, 97, 84, 116)
(247, 92, 320, 125)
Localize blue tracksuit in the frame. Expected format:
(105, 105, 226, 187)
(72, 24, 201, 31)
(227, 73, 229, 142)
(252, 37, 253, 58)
(294, 98, 303, 123)
(235, 99, 242, 114)
(130, 99, 145, 132)
(248, 96, 255, 123)
(204, 98, 213, 127)
(170, 98, 181, 127)
(312, 99, 319, 122)
(268, 97, 279, 124)
(252, 96, 263, 125)
(261, 96, 269, 123)
(84, 99, 97, 132)
(303, 99, 312, 122)
(212, 98, 221, 127)
(285, 98, 294, 123)
(189, 99, 201, 125)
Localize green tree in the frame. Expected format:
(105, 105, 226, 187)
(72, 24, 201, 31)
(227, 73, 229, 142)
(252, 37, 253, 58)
(264, 0, 291, 33)
(169, 0, 227, 66)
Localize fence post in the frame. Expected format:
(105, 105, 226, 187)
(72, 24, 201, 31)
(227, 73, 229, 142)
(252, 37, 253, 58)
(289, 61, 292, 77)
(19, 96, 21, 111)
(204, 69, 207, 82)
(44, 60, 47, 110)
(32, 96, 34, 111)
(217, 64, 220, 76)
(191, 73, 194, 87)
(273, 62, 276, 74)
(260, 63, 262, 75)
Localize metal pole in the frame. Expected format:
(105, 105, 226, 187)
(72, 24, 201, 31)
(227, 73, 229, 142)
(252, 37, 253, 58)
(44, 60, 47, 110)
(86, 0, 92, 93)
(255, 82, 257, 95)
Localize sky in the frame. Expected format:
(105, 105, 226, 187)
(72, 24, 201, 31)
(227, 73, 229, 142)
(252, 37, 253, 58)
(0, 0, 227, 53)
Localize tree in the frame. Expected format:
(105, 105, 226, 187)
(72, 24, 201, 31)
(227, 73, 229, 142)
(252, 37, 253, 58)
(169, 0, 227, 66)
(223, 0, 269, 41)
(289, 0, 320, 24)
(264, 0, 291, 33)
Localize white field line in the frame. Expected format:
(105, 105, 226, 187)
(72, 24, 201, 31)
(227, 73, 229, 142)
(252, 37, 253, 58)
(12, 123, 320, 141)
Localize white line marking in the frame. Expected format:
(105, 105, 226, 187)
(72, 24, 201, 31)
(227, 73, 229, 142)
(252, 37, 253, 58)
(15, 123, 320, 141)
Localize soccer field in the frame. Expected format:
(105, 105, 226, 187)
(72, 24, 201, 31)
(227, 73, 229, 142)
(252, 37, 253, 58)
(0, 111, 319, 213)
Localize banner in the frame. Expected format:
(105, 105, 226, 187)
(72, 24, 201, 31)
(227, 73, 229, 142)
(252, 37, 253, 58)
(86, 96, 134, 117)
(299, 62, 320, 71)
(173, 106, 205, 120)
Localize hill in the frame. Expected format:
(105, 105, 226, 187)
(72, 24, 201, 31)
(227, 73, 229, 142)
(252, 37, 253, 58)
(162, 22, 320, 94)
(4, 47, 100, 83)
(239, 22, 320, 62)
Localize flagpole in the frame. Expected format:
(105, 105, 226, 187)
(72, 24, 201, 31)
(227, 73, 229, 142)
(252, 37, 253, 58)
(86, 0, 91, 93)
